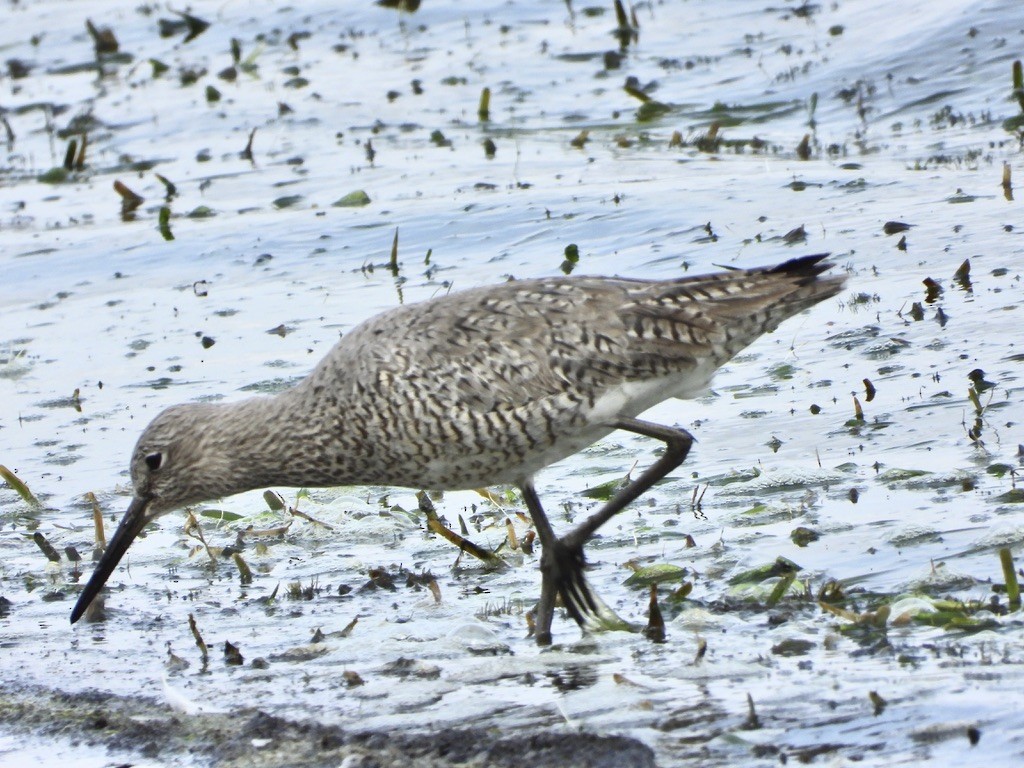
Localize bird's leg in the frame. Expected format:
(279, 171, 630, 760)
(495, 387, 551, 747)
(562, 418, 694, 552)
(519, 420, 692, 644)
(520, 481, 625, 645)
(519, 481, 564, 646)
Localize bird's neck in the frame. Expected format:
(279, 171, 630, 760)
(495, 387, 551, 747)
(216, 393, 339, 495)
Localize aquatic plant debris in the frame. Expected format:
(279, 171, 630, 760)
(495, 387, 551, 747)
(0, 465, 40, 506)
(333, 190, 372, 207)
(421, 495, 504, 568)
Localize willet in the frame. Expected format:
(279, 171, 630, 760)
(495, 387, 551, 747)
(70, 254, 845, 644)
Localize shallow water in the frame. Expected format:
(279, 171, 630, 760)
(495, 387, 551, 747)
(2, 0, 1023, 765)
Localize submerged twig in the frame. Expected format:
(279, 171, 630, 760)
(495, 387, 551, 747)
(188, 613, 209, 664)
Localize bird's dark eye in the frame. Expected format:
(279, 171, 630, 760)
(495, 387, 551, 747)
(145, 452, 163, 471)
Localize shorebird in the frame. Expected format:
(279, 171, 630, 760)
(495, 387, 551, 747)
(71, 254, 844, 644)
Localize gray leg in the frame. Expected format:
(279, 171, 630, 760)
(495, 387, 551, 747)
(521, 418, 694, 644)
(519, 481, 563, 646)
(563, 418, 693, 551)
(521, 481, 611, 646)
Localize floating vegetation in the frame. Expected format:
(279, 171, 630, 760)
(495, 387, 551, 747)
(623, 78, 670, 122)
(332, 190, 372, 207)
(999, 548, 1020, 611)
(790, 526, 819, 547)
(770, 637, 813, 656)
(580, 471, 629, 500)
(623, 562, 688, 587)
(272, 195, 303, 209)
(946, 189, 977, 204)
(765, 570, 797, 607)
(158, 206, 174, 240)
(198, 508, 245, 523)
(37, 167, 69, 184)
(729, 556, 802, 586)
(477, 87, 490, 121)
(560, 243, 580, 275)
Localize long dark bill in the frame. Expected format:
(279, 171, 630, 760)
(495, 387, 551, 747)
(70, 496, 152, 624)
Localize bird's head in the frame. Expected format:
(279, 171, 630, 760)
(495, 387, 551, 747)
(70, 403, 234, 623)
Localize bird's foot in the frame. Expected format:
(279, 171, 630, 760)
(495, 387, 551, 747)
(531, 538, 633, 646)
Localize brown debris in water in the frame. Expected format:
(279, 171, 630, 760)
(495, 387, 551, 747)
(188, 613, 209, 664)
(32, 532, 61, 563)
(113, 180, 143, 217)
(240, 128, 257, 161)
(953, 259, 972, 292)
(421, 493, 505, 568)
(85, 20, 118, 55)
(882, 221, 912, 235)
(796, 133, 811, 160)
(863, 378, 876, 402)
(224, 641, 244, 666)
(782, 225, 806, 243)
(869, 690, 887, 716)
(642, 585, 665, 643)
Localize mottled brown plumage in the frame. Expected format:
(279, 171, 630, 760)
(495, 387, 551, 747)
(72, 254, 845, 643)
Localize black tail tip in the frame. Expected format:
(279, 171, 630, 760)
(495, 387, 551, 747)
(769, 253, 833, 276)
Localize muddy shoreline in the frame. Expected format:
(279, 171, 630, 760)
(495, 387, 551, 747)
(0, 683, 656, 768)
